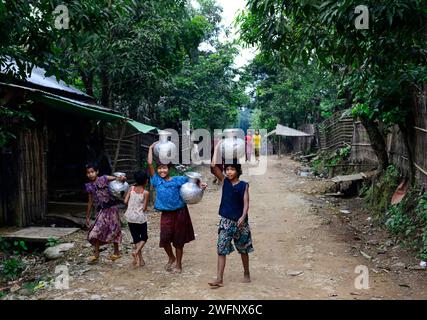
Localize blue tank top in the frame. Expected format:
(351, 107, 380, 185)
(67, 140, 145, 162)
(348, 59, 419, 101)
(219, 178, 248, 221)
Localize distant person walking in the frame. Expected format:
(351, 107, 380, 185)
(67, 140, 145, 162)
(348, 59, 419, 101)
(253, 130, 261, 162)
(245, 131, 252, 162)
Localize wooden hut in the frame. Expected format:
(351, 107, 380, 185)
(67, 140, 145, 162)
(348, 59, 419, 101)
(0, 64, 157, 227)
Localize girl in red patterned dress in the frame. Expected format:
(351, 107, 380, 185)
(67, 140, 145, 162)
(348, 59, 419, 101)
(85, 164, 126, 264)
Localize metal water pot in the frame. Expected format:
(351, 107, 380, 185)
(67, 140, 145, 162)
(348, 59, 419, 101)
(221, 128, 245, 160)
(180, 172, 204, 204)
(109, 172, 129, 200)
(154, 130, 178, 161)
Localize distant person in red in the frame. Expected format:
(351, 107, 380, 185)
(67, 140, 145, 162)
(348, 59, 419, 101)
(245, 130, 252, 162)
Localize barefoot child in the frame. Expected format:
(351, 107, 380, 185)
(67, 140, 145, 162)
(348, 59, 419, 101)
(148, 142, 206, 273)
(209, 144, 253, 287)
(85, 164, 126, 264)
(123, 171, 149, 267)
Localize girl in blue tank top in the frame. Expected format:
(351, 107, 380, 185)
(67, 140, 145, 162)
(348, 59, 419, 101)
(208, 142, 254, 287)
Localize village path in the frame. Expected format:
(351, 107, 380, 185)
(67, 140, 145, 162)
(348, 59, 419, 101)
(33, 157, 427, 300)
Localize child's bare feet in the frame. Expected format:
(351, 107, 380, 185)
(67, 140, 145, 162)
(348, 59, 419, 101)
(131, 252, 137, 265)
(165, 257, 176, 271)
(208, 279, 223, 287)
(171, 266, 182, 274)
(242, 274, 251, 283)
(137, 253, 145, 267)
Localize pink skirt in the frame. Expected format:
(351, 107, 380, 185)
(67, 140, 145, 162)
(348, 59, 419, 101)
(87, 207, 122, 245)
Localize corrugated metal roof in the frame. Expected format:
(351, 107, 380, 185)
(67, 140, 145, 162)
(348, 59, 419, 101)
(268, 124, 313, 137)
(1, 58, 93, 101)
(0, 59, 158, 134)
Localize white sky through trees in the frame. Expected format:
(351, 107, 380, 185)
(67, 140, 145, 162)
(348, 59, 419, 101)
(194, 0, 257, 69)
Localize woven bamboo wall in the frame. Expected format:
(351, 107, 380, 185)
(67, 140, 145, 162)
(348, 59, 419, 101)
(105, 125, 141, 181)
(321, 87, 427, 187)
(412, 86, 427, 186)
(316, 111, 354, 151)
(18, 129, 47, 226)
(350, 121, 378, 165)
(0, 128, 47, 227)
(104, 125, 158, 181)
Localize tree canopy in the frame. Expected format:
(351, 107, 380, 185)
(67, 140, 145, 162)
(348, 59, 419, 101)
(1, 0, 247, 145)
(238, 0, 427, 175)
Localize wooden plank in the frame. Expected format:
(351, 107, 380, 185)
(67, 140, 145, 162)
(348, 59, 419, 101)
(414, 126, 427, 133)
(48, 201, 88, 206)
(0, 227, 80, 242)
(331, 173, 364, 183)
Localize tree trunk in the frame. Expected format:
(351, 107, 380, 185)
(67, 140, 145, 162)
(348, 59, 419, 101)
(398, 88, 418, 184)
(80, 70, 94, 97)
(399, 121, 416, 184)
(360, 116, 389, 172)
(100, 70, 112, 109)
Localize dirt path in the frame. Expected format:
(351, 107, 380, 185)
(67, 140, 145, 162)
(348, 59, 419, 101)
(28, 157, 427, 300)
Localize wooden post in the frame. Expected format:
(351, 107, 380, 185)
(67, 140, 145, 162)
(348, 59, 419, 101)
(112, 122, 126, 172)
(278, 135, 281, 158)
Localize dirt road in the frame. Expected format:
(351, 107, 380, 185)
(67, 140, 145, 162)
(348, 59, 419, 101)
(27, 157, 427, 300)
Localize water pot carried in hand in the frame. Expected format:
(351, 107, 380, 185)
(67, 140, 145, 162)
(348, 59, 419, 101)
(221, 128, 245, 160)
(154, 130, 178, 162)
(180, 172, 204, 204)
(109, 172, 129, 200)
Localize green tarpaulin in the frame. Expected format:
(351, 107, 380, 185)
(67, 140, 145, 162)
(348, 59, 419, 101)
(36, 93, 157, 133)
(127, 120, 158, 134)
(37, 94, 124, 122)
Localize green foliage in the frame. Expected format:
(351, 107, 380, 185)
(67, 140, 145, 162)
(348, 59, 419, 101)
(415, 193, 427, 260)
(0, 100, 36, 147)
(1, 0, 239, 139)
(386, 205, 416, 237)
(238, 0, 427, 171)
(364, 165, 400, 218)
(0, 1, 62, 79)
(159, 42, 247, 130)
(0, 236, 9, 253)
(45, 237, 60, 248)
(0, 237, 28, 255)
(1, 258, 25, 280)
(12, 240, 27, 254)
(310, 147, 351, 176)
(21, 280, 40, 294)
(385, 190, 427, 259)
(243, 57, 344, 131)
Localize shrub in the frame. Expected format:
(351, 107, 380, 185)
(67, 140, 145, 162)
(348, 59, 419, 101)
(364, 165, 400, 219)
(1, 258, 25, 280)
(385, 189, 427, 259)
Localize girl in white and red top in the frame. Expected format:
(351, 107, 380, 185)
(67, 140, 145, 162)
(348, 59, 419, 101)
(124, 171, 149, 267)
